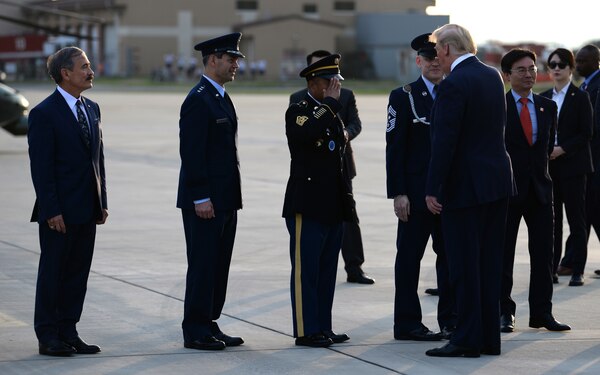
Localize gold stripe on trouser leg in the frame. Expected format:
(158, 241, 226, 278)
(294, 214, 304, 337)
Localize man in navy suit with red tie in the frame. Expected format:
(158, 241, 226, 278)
(28, 47, 107, 357)
(177, 33, 245, 351)
(424, 24, 514, 358)
(498, 48, 570, 334)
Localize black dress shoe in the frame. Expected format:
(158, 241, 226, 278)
(595, 269, 600, 276)
(323, 330, 350, 343)
(39, 339, 76, 357)
(214, 332, 244, 347)
(425, 288, 439, 296)
(569, 273, 584, 286)
(63, 336, 101, 354)
(529, 313, 571, 331)
(552, 273, 559, 284)
(395, 326, 442, 341)
(184, 336, 226, 350)
(557, 265, 573, 276)
(500, 314, 515, 333)
(426, 343, 480, 358)
(481, 347, 501, 355)
(295, 333, 333, 347)
(347, 272, 375, 284)
(440, 326, 455, 340)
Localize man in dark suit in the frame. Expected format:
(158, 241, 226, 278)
(28, 46, 107, 357)
(289, 50, 373, 285)
(424, 24, 514, 358)
(575, 45, 600, 276)
(386, 34, 455, 342)
(499, 48, 570, 333)
(283, 54, 356, 348)
(541, 48, 594, 287)
(177, 33, 245, 351)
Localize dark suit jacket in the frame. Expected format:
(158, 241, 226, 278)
(426, 56, 514, 209)
(386, 76, 434, 211)
(28, 89, 106, 224)
(290, 87, 361, 179)
(505, 92, 556, 204)
(582, 71, 600, 186)
(177, 76, 242, 211)
(540, 83, 593, 179)
(282, 94, 355, 224)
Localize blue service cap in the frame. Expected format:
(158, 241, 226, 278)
(411, 33, 437, 58)
(194, 32, 245, 58)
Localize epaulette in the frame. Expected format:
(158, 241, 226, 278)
(196, 85, 206, 94)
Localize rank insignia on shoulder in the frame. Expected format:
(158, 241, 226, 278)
(296, 115, 309, 126)
(402, 84, 412, 93)
(196, 85, 205, 93)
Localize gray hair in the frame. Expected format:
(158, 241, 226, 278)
(431, 24, 477, 56)
(47, 46, 85, 84)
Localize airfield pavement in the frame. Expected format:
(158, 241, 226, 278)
(2, 83, 600, 374)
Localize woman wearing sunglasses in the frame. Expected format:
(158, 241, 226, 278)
(540, 48, 594, 287)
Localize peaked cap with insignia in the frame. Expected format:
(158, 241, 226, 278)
(299, 53, 344, 81)
(194, 32, 245, 58)
(411, 33, 436, 59)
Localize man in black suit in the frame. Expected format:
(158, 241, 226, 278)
(424, 24, 514, 358)
(289, 50, 373, 285)
(386, 34, 455, 342)
(283, 54, 355, 348)
(575, 45, 600, 276)
(499, 48, 570, 333)
(28, 46, 107, 357)
(177, 33, 245, 351)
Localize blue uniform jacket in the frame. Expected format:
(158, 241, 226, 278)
(177, 76, 242, 211)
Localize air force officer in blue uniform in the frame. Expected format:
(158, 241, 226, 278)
(386, 34, 455, 342)
(177, 33, 245, 351)
(28, 47, 107, 357)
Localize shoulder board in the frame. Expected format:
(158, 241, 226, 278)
(196, 85, 206, 94)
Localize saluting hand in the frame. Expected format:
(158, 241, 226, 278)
(324, 78, 341, 101)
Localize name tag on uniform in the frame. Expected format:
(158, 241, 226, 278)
(216, 118, 229, 124)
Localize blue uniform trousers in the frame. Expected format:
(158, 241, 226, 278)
(286, 214, 342, 337)
(181, 209, 237, 341)
(394, 209, 455, 335)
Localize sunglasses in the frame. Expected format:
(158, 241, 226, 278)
(548, 61, 568, 69)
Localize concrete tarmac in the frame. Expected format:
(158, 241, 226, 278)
(2, 84, 600, 374)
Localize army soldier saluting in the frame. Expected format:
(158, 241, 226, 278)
(283, 54, 356, 347)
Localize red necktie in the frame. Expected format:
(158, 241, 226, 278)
(519, 97, 533, 146)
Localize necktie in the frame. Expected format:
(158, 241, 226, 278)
(433, 84, 439, 99)
(519, 97, 533, 146)
(76, 100, 91, 147)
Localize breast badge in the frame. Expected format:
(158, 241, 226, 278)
(296, 116, 309, 126)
